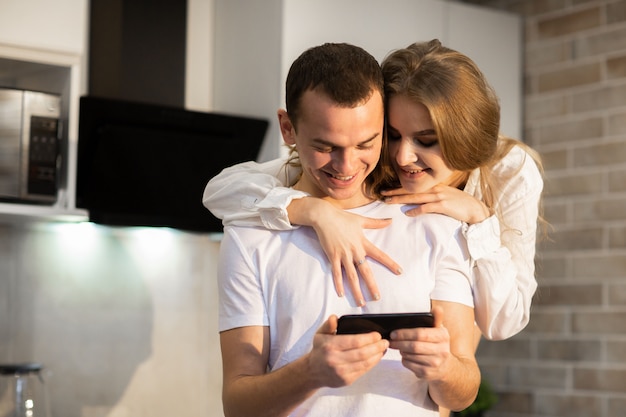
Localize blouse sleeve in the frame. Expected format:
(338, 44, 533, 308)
(466, 147, 543, 340)
(202, 157, 307, 230)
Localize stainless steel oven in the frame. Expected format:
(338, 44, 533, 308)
(0, 87, 61, 203)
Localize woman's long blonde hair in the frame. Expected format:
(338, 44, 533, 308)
(368, 39, 543, 215)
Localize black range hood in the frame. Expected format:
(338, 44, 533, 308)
(76, 96, 268, 233)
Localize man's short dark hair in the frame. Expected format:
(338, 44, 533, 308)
(285, 43, 384, 129)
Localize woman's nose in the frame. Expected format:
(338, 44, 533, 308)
(395, 139, 418, 166)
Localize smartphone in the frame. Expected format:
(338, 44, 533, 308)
(336, 312, 434, 340)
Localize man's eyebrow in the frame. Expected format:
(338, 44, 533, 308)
(360, 132, 381, 144)
(312, 132, 380, 147)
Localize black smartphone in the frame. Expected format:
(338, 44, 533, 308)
(336, 312, 434, 340)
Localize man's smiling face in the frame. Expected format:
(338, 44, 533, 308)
(279, 88, 384, 209)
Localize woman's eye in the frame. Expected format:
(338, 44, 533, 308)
(414, 137, 439, 148)
(387, 132, 401, 141)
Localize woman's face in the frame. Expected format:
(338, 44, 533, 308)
(386, 95, 457, 193)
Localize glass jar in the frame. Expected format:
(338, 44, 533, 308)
(0, 363, 51, 417)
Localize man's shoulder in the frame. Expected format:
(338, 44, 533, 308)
(368, 201, 460, 221)
(223, 222, 313, 247)
(224, 223, 289, 237)
(407, 210, 464, 236)
(358, 201, 463, 233)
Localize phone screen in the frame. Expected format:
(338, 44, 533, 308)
(336, 312, 434, 340)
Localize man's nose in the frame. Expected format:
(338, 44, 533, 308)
(332, 148, 357, 173)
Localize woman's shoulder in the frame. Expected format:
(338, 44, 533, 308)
(496, 143, 534, 169)
(493, 143, 544, 195)
(495, 143, 541, 177)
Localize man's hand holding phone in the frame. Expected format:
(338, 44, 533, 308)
(311, 315, 389, 388)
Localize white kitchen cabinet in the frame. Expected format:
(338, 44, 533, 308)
(0, 0, 88, 221)
(0, 0, 87, 54)
(213, 0, 521, 161)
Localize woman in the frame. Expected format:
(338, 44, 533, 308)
(203, 39, 544, 342)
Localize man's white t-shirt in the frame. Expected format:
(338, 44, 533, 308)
(218, 200, 473, 417)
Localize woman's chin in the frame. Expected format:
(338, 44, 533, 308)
(399, 181, 428, 194)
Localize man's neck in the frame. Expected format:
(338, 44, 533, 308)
(293, 182, 375, 210)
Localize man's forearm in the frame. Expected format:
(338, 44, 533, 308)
(428, 354, 480, 411)
(426, 301, 481, 411)
(223, 355, 318, 417)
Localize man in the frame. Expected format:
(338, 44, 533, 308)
(217, 43, 479, 417)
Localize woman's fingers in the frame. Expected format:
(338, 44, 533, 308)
(343, 258, 366, 306)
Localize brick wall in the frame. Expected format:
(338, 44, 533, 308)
(461, 1, 626, 416)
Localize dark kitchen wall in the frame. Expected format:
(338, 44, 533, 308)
(88, 0, 187, 107)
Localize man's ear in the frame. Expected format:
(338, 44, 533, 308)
(277, 109, 296, 146)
